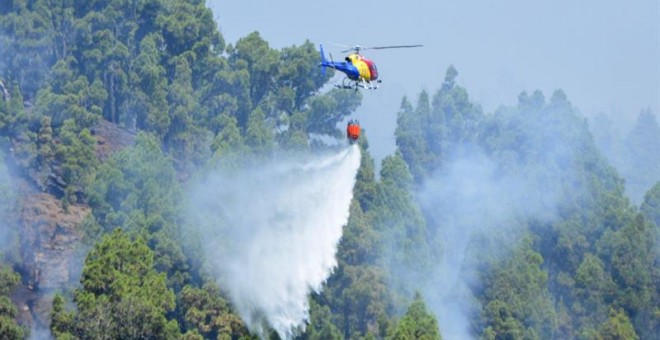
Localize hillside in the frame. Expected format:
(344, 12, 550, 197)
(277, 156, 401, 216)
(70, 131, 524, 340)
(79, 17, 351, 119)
(0, 1, 658, 340)
(10, 119, 134, 333)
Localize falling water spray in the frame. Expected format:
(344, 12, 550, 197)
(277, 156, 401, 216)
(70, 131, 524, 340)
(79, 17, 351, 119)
(188, 144, 361, 339)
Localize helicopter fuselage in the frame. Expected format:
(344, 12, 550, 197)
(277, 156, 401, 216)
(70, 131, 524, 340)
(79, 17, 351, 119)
(319, 46, 378, 82)
(346, 54, 378, 81)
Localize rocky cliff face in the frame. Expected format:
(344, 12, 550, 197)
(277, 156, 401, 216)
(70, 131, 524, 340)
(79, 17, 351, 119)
(21, 191, 89, 290)
(11, 120, 135, 332)
(14, 186, 90, 330)
(91, 119, 136, 162)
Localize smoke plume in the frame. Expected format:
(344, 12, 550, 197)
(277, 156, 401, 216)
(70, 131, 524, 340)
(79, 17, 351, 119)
(591, 109, 660, 205)
(393, 92, 587, 338)
(417, 146, 567, 338)
(187, 145, 361, 339)
(0, 152, 17, 255)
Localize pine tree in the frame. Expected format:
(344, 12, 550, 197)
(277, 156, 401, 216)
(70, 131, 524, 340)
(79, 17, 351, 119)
(389, 292, 441, 340)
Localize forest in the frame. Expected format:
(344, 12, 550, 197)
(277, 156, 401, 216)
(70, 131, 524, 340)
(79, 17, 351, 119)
(0, 0, 658, 339)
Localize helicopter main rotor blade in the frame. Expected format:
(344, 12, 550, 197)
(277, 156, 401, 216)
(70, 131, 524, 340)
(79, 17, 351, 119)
(341, 44, 423, 53)
(367, 44, 424, 50)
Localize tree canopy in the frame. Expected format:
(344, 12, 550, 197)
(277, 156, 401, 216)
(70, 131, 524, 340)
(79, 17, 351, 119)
(0, 1, 657, 339)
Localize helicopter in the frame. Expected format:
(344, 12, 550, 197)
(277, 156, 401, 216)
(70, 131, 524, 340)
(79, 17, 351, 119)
(319, 43, 422, 90)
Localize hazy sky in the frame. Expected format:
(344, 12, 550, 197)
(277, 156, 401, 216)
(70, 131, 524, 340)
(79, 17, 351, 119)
(208, 0, 659, 162)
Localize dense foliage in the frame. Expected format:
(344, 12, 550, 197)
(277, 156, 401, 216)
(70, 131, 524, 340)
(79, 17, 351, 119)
(0, 265, 23, 339)
(0, 1, 657, 339)
(393, 68, 658, 339)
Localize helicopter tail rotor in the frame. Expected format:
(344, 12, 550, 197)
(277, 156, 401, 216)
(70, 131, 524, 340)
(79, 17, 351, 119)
(319, 44, 328, 75)
(319, 44, 338, 76)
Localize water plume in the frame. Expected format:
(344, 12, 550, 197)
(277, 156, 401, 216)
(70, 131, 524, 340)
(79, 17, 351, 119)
(188, 145, 361, 339)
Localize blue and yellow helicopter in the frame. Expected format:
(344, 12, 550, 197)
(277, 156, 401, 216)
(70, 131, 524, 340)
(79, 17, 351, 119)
(319, 44, 422, 90)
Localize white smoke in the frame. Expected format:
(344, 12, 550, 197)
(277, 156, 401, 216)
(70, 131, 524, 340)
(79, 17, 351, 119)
(0, 152, 17, 255)
(187, 145, 361, 339)
(417, 147, 566, 338)
(389, 92, 589, 338)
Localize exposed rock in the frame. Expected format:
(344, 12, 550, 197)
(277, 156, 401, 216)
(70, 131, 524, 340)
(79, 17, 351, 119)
(11, 285, 35, 330)
(8, 119, 135, 333)
(21, 192, 89, 290)
(18, 190, 90, 328)
(91, 119, 136, 162)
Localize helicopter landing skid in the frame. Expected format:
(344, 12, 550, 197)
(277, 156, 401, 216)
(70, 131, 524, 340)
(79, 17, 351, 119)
(336, 78, 381, 90)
